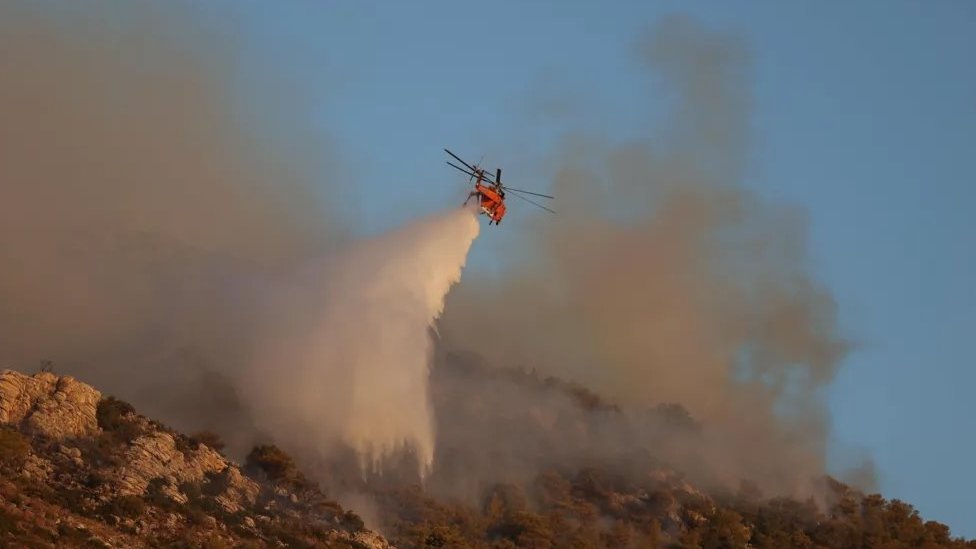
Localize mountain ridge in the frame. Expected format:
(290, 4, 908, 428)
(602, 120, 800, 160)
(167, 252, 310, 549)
(1, 366, 972, 548)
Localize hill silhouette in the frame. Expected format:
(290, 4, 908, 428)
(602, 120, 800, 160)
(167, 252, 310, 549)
(6, 363, 970, 548)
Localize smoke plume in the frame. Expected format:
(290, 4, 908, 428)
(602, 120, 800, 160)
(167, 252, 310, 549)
(436, 15, 854, 498)
(241, 208, 480, 477)
(0, 3, 484, 476)
(0, 2, 861, 510)
(0, 3, 341, 437)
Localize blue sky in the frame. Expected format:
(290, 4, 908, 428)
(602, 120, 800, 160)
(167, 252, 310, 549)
(81, 0, 976, 535)
(208, 0, 976, 535)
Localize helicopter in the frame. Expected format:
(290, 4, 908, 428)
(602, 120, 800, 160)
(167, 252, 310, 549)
(444, 149, 555, 225)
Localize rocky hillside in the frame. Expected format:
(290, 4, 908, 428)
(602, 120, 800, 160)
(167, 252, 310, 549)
(0, 369, 391, 548)
(2, 366, 973, 549)
(360, 354, 976, 549)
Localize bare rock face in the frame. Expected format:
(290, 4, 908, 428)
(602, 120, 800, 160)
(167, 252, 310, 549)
(0, 370, 101, 439)
(116, 430, 227, 496)
(213, 466, 261, 513)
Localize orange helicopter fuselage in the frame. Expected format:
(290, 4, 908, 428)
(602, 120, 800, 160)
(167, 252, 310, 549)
(475, 182, 506, 224)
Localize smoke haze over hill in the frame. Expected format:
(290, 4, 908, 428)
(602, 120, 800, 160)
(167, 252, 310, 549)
(0, 3, 341, 410)
(438, 16, 855, 498)
(0, 2, 866, 516)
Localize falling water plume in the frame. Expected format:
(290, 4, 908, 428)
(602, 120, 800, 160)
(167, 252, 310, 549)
(242, 206, 481, 479)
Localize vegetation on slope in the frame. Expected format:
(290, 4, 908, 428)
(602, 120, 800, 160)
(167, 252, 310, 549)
(2, 365, 971, 549)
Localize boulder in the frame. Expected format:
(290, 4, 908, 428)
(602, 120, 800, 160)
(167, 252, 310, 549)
(214, 466, 261, 513)
(116, 431, 226, 496)
(0, 370, 101, 439)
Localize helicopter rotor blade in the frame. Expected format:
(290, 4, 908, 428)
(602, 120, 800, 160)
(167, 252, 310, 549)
(473, 166, 496, 185)
(502, 186, 554, 199)
(446, 161, 479, 180)
(447, 161, 492, 184)
(444, 149, 505, 185)
(444, 149, 476, 172)
(508, 190, 556, 214)
(496, 168, 501, 184)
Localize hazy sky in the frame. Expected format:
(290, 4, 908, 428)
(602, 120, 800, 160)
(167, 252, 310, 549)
(31, 0, 976, 537)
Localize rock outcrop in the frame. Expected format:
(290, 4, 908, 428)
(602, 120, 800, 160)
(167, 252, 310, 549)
(212, 465, 261, 513)
(0, 370, 393, 548)
(116, 430, 226, 497)
(0, 369, 101, 439)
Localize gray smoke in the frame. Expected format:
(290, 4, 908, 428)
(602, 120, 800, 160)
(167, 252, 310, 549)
(0, 3, 865, 506)
(436, 15, 857, 499)
(0, 3, 341, 441)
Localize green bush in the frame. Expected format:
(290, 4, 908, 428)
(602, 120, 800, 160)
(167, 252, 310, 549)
(96, 396, 135, 430)
(83, 432, 125, 467)
(312, 499, 345, 517)
(180, 481, 203, 503)
(96, 396, 144, 443)
(191, 430, 226, 453)
(202, 470, 230, 498)
(245, 444, 298, 483)
(100, 494, 146, 520)
(84, 469, 110, 489)
(651, 402, 701, 432)
(147, 476, 178, 510)
(343, 510, 365, 532)
(174, 434, 194, 457)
